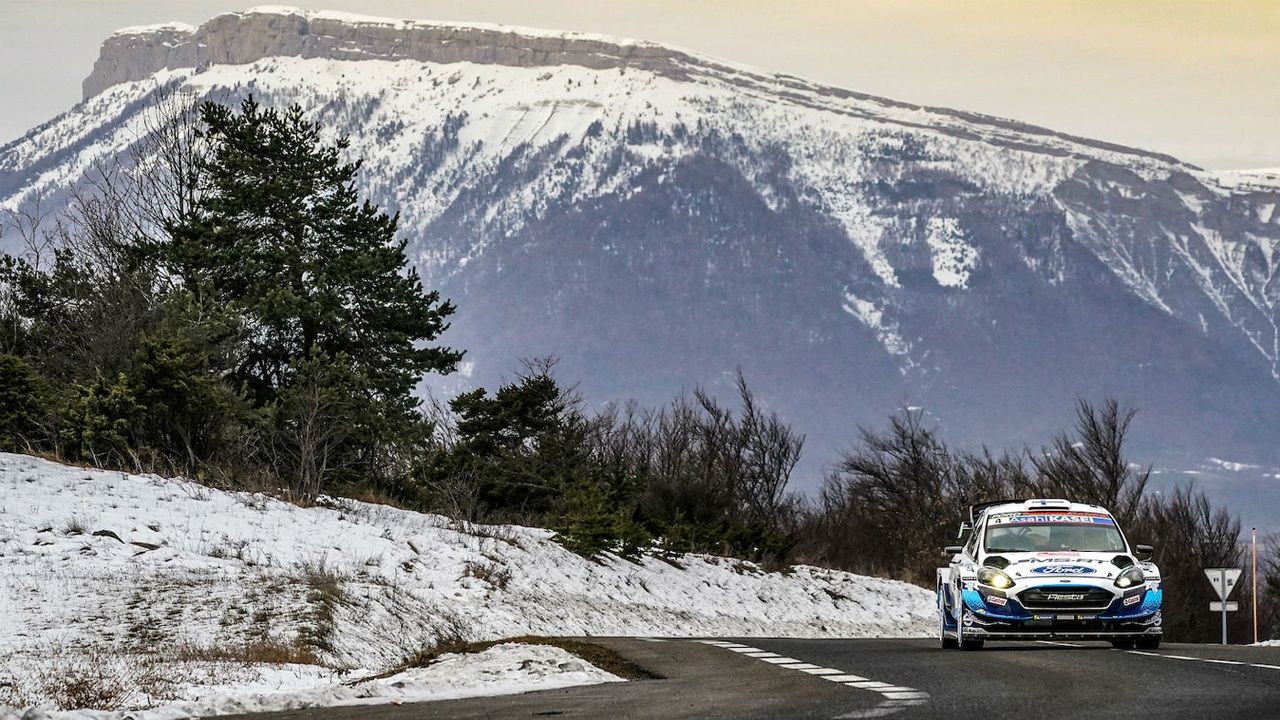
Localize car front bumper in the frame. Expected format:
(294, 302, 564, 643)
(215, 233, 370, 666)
(959, 584, 1162, 639)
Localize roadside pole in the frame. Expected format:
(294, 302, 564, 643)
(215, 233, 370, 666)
(1253, 529, 1259, 646)
(1223, 589, 1228, 646)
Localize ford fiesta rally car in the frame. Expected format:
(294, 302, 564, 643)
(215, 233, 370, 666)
(937, 499, 1162, 650)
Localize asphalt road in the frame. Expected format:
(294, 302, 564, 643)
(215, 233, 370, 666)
(222, 638, 1280, 720)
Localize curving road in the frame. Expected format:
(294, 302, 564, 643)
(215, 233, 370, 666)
(223, 638, 1280, 719)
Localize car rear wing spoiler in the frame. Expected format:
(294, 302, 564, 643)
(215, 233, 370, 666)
(968, 499, 1024, 524)
(957, 499, 1022, 539)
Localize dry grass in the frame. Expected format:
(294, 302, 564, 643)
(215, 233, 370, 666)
(296, 559, 348, 655)
(0, 637, 325, 712)
(175, 639, 321, 666)
(0, 646, 194, 711)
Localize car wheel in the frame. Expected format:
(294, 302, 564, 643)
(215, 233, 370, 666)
(960, 638, 985, 651)
(1110, 639, 1136, 649)
(1135, 636, 1161, 650)
(939, 587, 959, 649)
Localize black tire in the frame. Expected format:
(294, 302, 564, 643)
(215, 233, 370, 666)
(1135, 635, 1161, 650)
(1110, 639, 1137, 649)
(960, 638, 985, 651)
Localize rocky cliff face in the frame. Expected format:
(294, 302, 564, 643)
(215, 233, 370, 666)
(8, 7, 1280, 526)
(84, 8, 700, 100)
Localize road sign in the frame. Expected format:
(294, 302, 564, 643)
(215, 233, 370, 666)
(1205, 567, 1244, 645)
(1204, 568, 1242, 600)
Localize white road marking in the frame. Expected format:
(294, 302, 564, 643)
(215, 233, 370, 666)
(695, 640, 928, 717)
(1035, 640, 1082, 647)
(1127, 649, 1280, 672)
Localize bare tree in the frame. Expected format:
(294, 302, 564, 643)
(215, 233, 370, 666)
(1026, 399, 1149, 524)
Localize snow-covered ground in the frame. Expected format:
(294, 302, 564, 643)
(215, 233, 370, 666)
(0, 452, 933, 716)
(0, 643, 619, 720)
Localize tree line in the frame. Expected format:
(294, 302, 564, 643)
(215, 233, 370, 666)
(1, 94, 1276, 644)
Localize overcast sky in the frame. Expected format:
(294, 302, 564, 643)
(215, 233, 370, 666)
(2, 1, 1277, 169)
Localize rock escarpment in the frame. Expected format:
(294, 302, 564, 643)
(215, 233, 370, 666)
(84, 7, 697, 100)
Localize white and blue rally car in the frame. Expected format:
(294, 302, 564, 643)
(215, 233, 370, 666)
(937, 499, 1162, 650)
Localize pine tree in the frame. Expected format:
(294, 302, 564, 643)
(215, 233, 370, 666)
(164, 97, 462, 488)
(0, 353, 51, 452)
(168, 97, 462, 407)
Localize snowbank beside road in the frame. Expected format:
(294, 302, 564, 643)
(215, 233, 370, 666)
(0, 452, 933, 714)
(0, 643, 620, 720)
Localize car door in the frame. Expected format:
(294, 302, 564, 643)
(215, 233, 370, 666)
(945, 518, 981, 619)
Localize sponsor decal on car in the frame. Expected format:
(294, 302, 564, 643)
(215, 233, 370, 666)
(987, 512, 1116, 527)
(986, 595, 1008, 606)
(1022, 557, 1109, 564)
(1123, 594, 1142, 607)
(1028, 565, 1096, 575)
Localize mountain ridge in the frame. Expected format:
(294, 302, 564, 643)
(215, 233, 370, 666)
(4, 6, 1280, 527)
(84, 6, 1194, 170)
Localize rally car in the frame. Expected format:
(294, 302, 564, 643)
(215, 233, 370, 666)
(937, 499, 1162, 650)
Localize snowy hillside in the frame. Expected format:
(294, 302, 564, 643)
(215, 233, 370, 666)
(3, 5, 1280, 522)
(0, 452, 934, 714)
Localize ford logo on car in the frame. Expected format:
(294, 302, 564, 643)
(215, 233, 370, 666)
(1029, 565, 1095, 575)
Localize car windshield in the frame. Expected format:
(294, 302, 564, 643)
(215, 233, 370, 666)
(983, 511, 1126, 553)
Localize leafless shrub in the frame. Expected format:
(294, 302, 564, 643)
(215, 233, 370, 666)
(61, 516, 90, 536)
(1131, 485, 1244, 642)
(463, 559, 513, 590)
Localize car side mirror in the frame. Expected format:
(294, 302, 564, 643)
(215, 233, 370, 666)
(1135, 544, 1154, 561)
(944, 545, 963, 557)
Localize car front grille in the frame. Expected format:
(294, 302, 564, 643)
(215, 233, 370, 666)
(1017, 586, 1114, 611)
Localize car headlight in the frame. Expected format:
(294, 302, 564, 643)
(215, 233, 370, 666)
(977, 566, 1015, 589)
(1115, 565, 1145, 588)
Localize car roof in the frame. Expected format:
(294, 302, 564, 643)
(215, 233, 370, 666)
(978, 498, 1113, 520)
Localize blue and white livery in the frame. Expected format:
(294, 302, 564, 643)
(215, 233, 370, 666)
(937, 499, 1162, 650)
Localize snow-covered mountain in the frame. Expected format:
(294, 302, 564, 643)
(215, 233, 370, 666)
(3, 7, 1280, 522)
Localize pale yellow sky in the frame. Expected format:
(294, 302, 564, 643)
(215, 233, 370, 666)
(2, 0, 1277, 168)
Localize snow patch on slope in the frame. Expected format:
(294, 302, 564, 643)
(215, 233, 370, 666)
(925, 217, 978, 288)
(842, 290, 913, 363)
(0, 452, 932, 713)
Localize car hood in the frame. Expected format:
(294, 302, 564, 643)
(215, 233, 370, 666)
(981, 551, 1160, 583)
